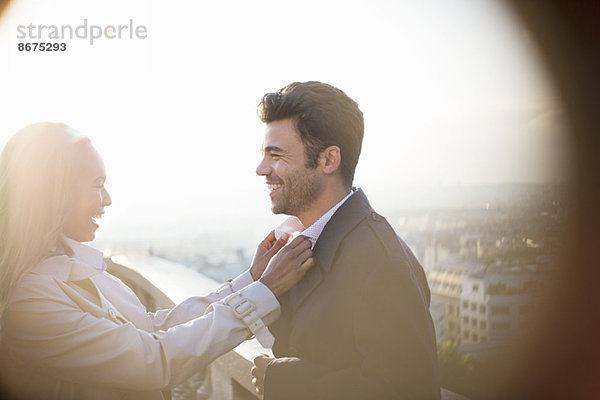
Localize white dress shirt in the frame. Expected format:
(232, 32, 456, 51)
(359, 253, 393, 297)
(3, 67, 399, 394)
(300, 190, 354, 246)
(275, 190, 354, 248)
(0, 239, 279, 400)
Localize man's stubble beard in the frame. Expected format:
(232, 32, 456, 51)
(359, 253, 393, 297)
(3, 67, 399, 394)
(272, 167, 323, 218)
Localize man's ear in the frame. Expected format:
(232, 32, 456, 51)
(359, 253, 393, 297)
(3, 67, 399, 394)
(320, 145, 341, 175)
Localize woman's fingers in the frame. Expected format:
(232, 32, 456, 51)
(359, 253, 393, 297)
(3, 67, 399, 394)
(294, 247, 312, 263)
(266, 233, 289, 256)
(263, 230, 277, 247)
(286, 234, 311, 249)
(299, 256, 316, 273)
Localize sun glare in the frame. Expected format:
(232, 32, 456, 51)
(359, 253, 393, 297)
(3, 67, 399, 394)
(0, 0, 568, 240)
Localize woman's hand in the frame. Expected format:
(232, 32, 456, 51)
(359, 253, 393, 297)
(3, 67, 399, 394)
(249, 230, 290, 281)
(258, 236, 315, 297)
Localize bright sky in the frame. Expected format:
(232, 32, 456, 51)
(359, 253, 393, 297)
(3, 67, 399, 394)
(0, 0, 570, 241)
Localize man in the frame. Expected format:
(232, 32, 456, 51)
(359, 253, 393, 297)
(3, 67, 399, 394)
(251, 81, 440, 399)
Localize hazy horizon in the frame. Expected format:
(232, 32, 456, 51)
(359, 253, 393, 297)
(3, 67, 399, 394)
(92, 181, 566, 251)
(1, 0, 571, 242)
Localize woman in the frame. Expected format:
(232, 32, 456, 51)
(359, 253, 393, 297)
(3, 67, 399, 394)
(0, 122, 314, 399)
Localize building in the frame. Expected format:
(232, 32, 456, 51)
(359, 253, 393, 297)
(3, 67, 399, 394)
(427, 256, 484, 342)
(459, 268, 543, 345)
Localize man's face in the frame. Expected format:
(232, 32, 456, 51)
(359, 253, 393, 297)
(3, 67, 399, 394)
(256, 118, 323, 216)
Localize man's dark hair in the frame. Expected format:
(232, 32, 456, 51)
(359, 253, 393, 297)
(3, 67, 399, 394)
(257, 81, 364, 188)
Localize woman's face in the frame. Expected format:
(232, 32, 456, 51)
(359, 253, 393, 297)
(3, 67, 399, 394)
(63, 144, 112, 242)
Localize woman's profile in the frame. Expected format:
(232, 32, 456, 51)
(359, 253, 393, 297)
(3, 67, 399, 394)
(0, 122, 314, 400)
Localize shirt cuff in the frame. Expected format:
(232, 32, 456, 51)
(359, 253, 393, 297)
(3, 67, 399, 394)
(231, 271, 254, 292)
(236, 281, 280, 325)
(215, 271, 254, 299)
(222, 281, 280, 348)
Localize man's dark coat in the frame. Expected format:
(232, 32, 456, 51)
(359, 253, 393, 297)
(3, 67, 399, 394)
(265, 189, 441, 400)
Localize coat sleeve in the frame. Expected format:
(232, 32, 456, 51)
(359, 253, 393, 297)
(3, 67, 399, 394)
(2, 276, 278, 391)
(264, 257, 440, 400)
(148, 271, 255, 330)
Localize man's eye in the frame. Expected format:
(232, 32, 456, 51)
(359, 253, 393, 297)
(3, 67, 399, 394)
(270, 153, 282, 159)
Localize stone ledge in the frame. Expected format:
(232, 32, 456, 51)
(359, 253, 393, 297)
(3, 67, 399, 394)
(107, 256, 468, 400)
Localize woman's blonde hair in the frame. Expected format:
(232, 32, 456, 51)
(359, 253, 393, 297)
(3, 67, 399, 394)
(0, 122, 91, 308)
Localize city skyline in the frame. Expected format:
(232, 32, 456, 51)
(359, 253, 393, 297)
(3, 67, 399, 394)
(0, 0, 570, 239)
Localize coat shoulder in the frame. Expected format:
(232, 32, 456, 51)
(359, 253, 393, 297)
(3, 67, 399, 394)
(358, 211, 431, 303)
(363, 211, 414, 261)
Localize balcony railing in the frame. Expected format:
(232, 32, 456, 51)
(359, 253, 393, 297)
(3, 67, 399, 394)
(106, 255, 468, 400)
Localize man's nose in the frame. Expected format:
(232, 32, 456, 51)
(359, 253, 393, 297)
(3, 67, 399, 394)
(256, 157, 271, 176)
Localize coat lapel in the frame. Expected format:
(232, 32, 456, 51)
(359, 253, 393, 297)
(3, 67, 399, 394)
(288, 189, 373, 312)
(288, 261, 324, 313)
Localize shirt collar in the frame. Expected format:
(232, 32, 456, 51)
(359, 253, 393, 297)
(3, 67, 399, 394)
(301, 190, 354, 245)
(275, 190, 355, 248)
(64, 238, 106, 271)
(30, 239, 106, 282)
